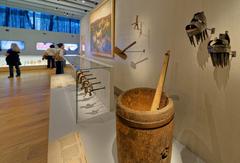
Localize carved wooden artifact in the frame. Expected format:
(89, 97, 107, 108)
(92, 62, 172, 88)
(185, 12, 209, 46)
(208, 31, 236, 67)
(116, 89, 174, 163)
(116, 51, 174, 163)
(114, 41, 137, 59)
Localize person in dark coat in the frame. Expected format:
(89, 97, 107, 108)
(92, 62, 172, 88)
(5, 43, 21, 78)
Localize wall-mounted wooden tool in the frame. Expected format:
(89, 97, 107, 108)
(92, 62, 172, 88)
(132, 15, 139, 30)
(114, 41, 137, 60)
(130, 57, 148, 69)
(208, 31, 236, 68)
(185, 12, 212, 47)
(150, 51, 170, 111)
(132, 15, 143, 35)
(126, 49, 145, 53)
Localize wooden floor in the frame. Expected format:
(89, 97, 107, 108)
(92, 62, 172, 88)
(0, 69, 53, 163)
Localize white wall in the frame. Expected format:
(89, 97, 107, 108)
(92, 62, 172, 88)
(81, 0, 240, 162)
(174, 1, 240, 163)
(0, 27, 80, 56)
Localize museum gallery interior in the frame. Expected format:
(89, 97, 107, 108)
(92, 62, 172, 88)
(0, 0, 239, 163)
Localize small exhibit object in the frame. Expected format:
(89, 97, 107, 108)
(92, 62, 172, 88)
(132, 15, 140, 30)
(185, 12, 212, 46)
(208, 31, 236, 67)
(132, 15, 143, 35)
(130, 57, 148, 69)
(77, 70, 105, 96)
(114, 41, 137, 60)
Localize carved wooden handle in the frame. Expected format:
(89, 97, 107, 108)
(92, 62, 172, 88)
(122, 41, 137, 53)
(150, 51, 170, 111)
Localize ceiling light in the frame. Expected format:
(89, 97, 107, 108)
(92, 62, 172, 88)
(82, 0, 85, 3)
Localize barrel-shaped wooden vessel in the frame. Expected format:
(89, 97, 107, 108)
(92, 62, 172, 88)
(116, 88, 174, 163)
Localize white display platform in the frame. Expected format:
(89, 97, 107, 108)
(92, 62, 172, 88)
(49, 75, 206, 163)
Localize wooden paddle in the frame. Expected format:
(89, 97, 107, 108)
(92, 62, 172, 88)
(150, 51, 170, 111)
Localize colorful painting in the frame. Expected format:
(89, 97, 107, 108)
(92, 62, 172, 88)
(90, 0, 115, 58)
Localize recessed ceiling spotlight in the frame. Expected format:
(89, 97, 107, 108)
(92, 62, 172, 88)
(82, 0, 85, 3)
(55, 7, 58, 10)
(84, 10, 88, 12)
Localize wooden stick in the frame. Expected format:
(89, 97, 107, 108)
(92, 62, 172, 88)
(150, 51, 170, 111)
(122, 41, 137, 53)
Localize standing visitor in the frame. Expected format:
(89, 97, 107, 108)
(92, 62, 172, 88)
(5, 43, 21, 78)
(55, 43, 65, 74)
(46, 44, 56, 68)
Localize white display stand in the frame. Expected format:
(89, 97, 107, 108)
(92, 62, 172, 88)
(49, 72, 205, 163)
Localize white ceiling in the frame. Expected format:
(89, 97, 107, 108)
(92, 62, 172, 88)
(0, 0, 100, 19)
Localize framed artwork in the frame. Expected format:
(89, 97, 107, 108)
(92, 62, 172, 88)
(90, 0, 115, 58)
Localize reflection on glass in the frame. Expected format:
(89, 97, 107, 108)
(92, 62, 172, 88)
(0, 40, 25, 50)
(36, 42, 53, 51)
(64, 43, 79, 52)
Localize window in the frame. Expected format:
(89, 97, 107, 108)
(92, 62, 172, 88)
(0, 6, 80, 34)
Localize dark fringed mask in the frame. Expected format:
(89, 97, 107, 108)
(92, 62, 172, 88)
(185, 12, 208, 46)
(208, 31, 232, 67)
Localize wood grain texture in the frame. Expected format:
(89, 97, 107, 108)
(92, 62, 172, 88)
(0, 69, 52, 163)
(151, 51, 170, 111)
(117, 88, 174, 163)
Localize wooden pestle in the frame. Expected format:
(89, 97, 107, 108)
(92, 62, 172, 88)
(150, 51, 170, 111)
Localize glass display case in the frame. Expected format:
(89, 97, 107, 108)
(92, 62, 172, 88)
(0, 55, 72, 68)
(0, 55, 47, 68)
(64, 55, 112, 123)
